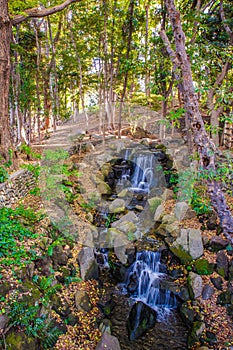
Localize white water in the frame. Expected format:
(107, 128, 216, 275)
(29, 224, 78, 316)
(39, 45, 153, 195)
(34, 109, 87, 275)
(126, 251, 177, 316)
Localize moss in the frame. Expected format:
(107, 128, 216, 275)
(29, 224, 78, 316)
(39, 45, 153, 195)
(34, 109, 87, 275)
(193, 259, 214, 275)
(6, 331, 37, 350)
(169, 245, 193, 264)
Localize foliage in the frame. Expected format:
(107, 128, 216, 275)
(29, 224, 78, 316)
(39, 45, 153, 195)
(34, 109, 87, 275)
(19, 144, 41, 160)
(21, 163, 41, 179)
(0, 166, 9, 183)
(0, 206, 42, 266)
(193, 259, 214, 275)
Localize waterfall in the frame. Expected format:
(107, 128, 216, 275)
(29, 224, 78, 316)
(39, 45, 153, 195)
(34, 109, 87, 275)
(126, 251, 177, 313)
(131, 152, 155, 192)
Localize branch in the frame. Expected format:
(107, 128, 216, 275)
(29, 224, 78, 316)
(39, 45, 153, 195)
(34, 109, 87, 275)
(219, 0, 233, 44)
(12, 0, 80, 25)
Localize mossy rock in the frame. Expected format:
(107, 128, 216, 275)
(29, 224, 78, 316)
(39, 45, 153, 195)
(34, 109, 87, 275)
(6, 330, 37, 350)
(188, 321, 205, 348)
(193, 259, 214, 275)
(169, 245, 193, 264)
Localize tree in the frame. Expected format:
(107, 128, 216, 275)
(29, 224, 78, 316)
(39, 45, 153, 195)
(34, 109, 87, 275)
(161, 0, 233, 239)
(0, 0, 79, 160)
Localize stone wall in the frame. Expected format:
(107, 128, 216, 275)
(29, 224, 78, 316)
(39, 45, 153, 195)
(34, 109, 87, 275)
(0, 169, 36, 208)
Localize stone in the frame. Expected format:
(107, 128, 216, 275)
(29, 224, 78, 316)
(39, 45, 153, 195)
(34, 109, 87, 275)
(52, 245, 69, 267)
(229, 258, 233, 281)
(78, 247, 99, 280)
(0, 315, 8, 331)
(114, 235, 129, 264)
(109, 198, 126, 213)
(6, 330, 37, 350)
(162, 188, 174, 200)
(117, 188, 132, 198)
(210, 276, 223, 290)
(170, 229, 204, 264)
(75, 290, 92, 312)
(209, 236, 229, 252)
(188, 272, 203, 299)
(206, 210, 218, 230)
(174, 201, 196, 221)
(216, 251, 229, 279)
(113, 221, 137, 235)
(154, 204, 164, 222)
(180, 301, 196, 327)
(97, 180, 112, 195)
(95, 333, 121, 350)
(99, 319, 112, 334)
(161, 214, 176, 225)
(216, 291, 232, 306)
(35, 256, 53, 276)
(111, 211, 139, 227)
(202, 285, 214, 300)
(188, 321, 206, 349)
(127, 301, 157, 341)
(147, 196, 163, 214)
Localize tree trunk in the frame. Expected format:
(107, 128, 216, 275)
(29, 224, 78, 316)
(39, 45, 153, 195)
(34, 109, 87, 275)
(164, 0, 233, 238)
(0, 0, 12, 160)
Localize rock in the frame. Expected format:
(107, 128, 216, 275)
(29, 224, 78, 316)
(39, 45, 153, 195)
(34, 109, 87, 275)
(75, 290, 92, 312)
(113, 221, 137, 235)
(99, 319, 112, 334)
(154, 204, 164, 222)
(0, 315, 8, 331)
(180, 301, 196, 327)
(114, 235, 129, 264)
(161, 214, 176, 225)
(117, 188, 132, 198)
(147, 196, 163, 215)
(95, 333, 121, 350)
(52, 294, 71, 317)
(216, 290, 232, 306)
(174, 202, 196, 221)
(112, 211, 139, 227)
(202, 285, 214, 300)
(170, 229, 204, 264)
(210, 276, 223, 290)
(109, 198, 126, 213)
(162, 188, 174, 200)
(206, 210, 218, 230)
(97, 180, 112, 195)
(188, 321, 206, 349)
(229, 258, 233, 281)
(216, 251, 229, 279)
(35, 256, 53, 276)
(127, 301, 157, 341)
(78, 247, 99, 280)
(188, 272, 203, 299)
(156, 223, 179, 241)
(52, 245, 69, 267)
(6, 330, 37, 350)
(209, 236, 229, 251)
(205, 331, 218, 345)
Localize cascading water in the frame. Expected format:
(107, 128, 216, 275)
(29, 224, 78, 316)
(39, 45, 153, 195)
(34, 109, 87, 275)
(125, 251, 177, 315)
(131, 153, 155, 192)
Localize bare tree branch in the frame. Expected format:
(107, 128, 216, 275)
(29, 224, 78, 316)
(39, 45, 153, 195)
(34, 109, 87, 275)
(12, 0, 80, 25)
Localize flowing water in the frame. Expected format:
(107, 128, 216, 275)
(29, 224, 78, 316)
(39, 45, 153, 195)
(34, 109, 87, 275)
(125, 251, 177, 316)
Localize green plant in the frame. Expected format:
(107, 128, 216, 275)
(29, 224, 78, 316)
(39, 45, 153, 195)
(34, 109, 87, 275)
(21, 163, 41, 179)
(0, 166, 9, 183)
(0, 207, 42, 266)
(19, 144, 41, 160)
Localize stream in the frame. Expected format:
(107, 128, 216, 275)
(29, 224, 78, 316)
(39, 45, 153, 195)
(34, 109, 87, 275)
(93, 141, 189, 349)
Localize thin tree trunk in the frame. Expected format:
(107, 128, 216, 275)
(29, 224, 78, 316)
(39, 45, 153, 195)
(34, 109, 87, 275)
(0, 0, 12, 160)
(163, 0, 233, 238)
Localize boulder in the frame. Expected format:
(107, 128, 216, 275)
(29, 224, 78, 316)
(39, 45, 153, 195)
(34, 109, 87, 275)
(209, 236, 229, 252)
(162, 188, 174, 200)
(170, 229, 203, 264)
(188, 272, 203, 299)
(52, 245, 69, 267)
(99, 319, 112, 334)
(109, 199, 126, 213)
(174, 202, 196, 221)
(147, 197, 163, 215)
(210, 276, 223, 291)
(6, 331, 37, 350)
(97, 180, 112, 195)
(202, 285, 214, 300)
(95, 333, 121, 350)
(216, 251, 229, 279)
(180, 301, 196, 327)
(114, 235, 130, 264)
(154, 204, 164, 222)
(77, 247, 99, 280)
(111, 211, 139, 227)
(161, 214, 176, 225)
(113, 221, 137, 235)
(188, 321, 206, 349)
(216, 291, 232, 306)
(127, 301, 157, 341)
(75, 290, 92, 312)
